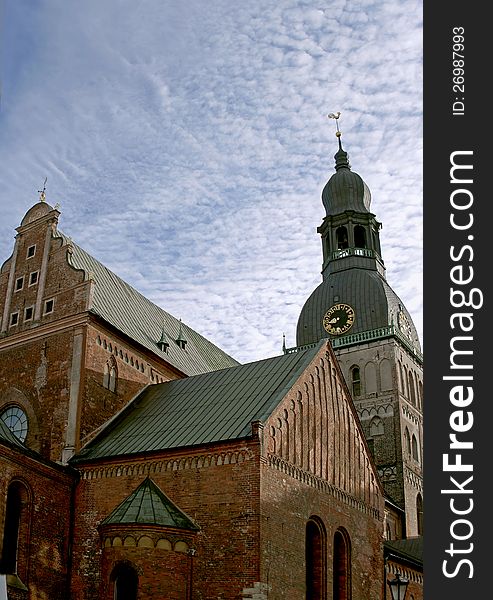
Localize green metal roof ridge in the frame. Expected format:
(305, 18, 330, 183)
(73, 341, 325, 461)
(100, 477, 199, 530)
(53, 230, 240, 376)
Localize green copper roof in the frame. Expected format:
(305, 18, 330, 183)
(54, 231, 239, 376)
(321, 145, 372, 216)
(296, 267, 421, 353)
(73, 341, 324, 462)
(384, 536, 423, 567)
(101, 477, 199, 530)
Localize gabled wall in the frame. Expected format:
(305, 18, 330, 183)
(260, 343, 384, 599)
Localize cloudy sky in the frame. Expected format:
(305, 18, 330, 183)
(0, 0, 422, 364)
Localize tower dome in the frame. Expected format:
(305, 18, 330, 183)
(295, 134, 421, 356)
(296, 269, 421, 352)
(321, 143, 372, 216)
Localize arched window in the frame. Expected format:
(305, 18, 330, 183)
(336, 226, 349, 250)
(0, 480, 32, 580)
(416, 494, 424, 535)
(398, 363, 405, 395)
(0, 405, 28, 442)
(333, 528, 351, 600)
(350, 367, 361, 397)
(109, 366, 117, 393)
(103, 363, 110, 389)
(404, 427, 411, 455)
(111, 562, 138, 600)
(408, 372, 416, 406)
(412, 434, 419, 462)
(380, 359, 392, 391)
(364, 362, 377, 394)
(372, 228, 381, 255)
(306, 517, 326, 600)
(354, 225, 366, 248)
(103, 358, 118, 392)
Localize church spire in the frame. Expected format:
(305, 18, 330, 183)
(328, 112, 350, 170)
(157, 322, 170, 353)
(175, 319, 187, 349)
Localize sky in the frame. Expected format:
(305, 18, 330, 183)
(0, 0, 422, 365)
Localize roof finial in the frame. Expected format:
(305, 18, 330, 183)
(157, 320, 170, 352)
(282, 333, 287, 354)
(328, 112, 342, 149)
(176, 318, 187, 349)
(328, 112, 350, 170)
(37, 177, 47, 202)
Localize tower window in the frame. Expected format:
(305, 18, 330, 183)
(411, 434, 419, 462)
(351, 367, 361, 397)
(15, 277, 24, 292)
(29, 271, 39, 286)
(408, 371, 416, 406)
(354, 225, 366, 248)
(26, 245, 36, 258)
(416, 494, 424, 535)
(336, 226, 349, 250)
(10, 312, 19, 327)
(24, 306, 34, 322)
(404, 427, 411, 455)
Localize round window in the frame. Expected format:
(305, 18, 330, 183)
(1, 405, 28, 442)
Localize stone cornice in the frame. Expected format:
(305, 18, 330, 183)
(266, 453, 382, 520)
(78, 447, 255, 480)
(0, 312, 91, 350)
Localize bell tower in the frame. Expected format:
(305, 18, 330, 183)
(294, 117, 423, 537)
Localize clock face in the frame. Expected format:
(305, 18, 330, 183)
(322, 303, 355, 335)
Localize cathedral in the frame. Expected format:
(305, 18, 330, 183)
(0, 133, 423, 599)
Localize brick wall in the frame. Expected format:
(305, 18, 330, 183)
(71, 441, 262, 600)
(80, 323, 179, 446)
(260, 461, 384, 599)
(0, 330, 75, 461)
(0, 443, 75, 599)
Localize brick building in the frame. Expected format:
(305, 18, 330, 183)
(0, 137, 422, 599)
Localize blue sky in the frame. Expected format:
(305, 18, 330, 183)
(0, 0, 422, 364)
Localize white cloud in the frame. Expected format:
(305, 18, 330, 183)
(0, 0, 423, 364)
